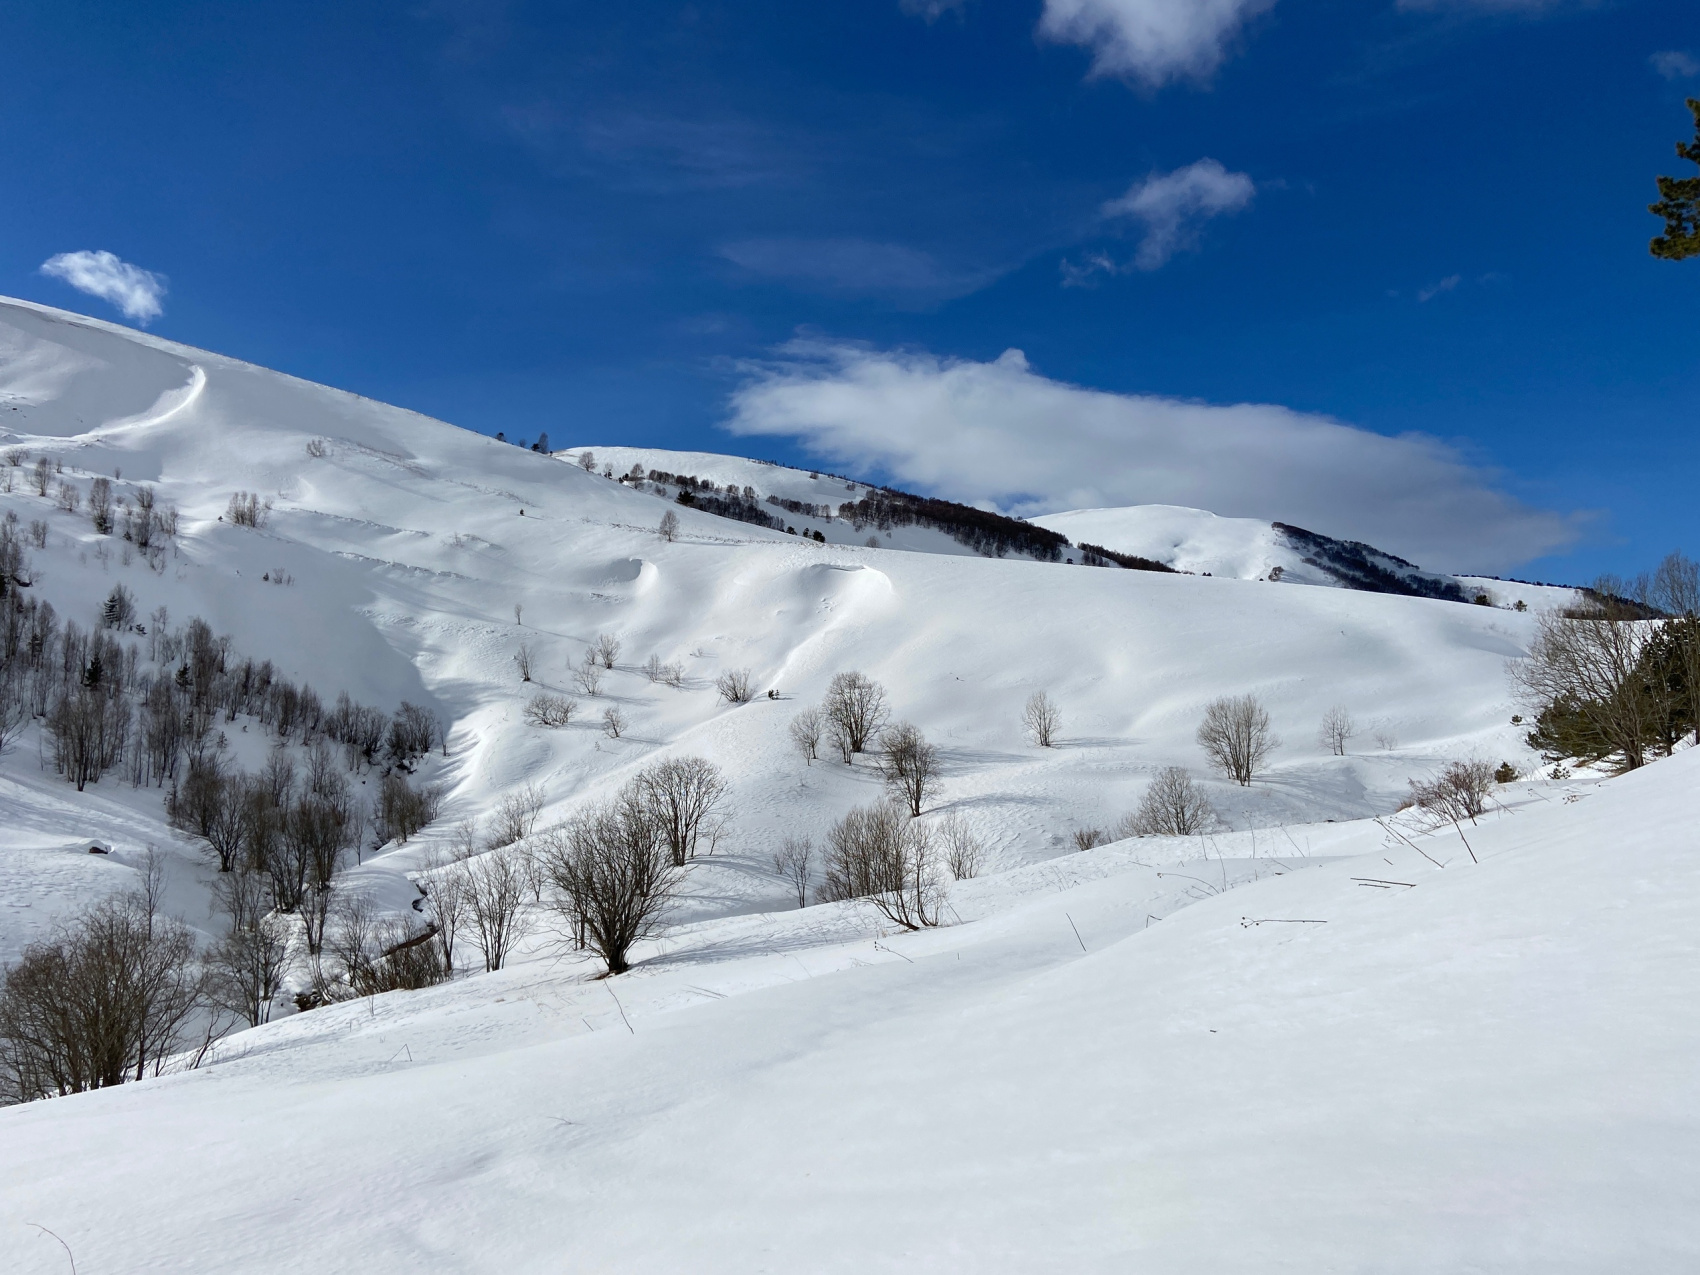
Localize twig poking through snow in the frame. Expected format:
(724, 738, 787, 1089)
(1065, 913, 1087, 952)
(605, 982, 634, 1033)
(28, 1224, 76, 1274)
(1240, 918, 1327, 927)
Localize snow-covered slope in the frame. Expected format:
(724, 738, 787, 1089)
(6, 296, 1686, 1268)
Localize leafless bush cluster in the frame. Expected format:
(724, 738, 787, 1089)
(1197, 694, 1278, 786)
(1, 885, 206, 1103)
(715, 668, 753, 704)
(305, 437, 329, 458)
(1407, 759, 1497, 825)
(788, 706, 823, 764)
(574, 660, 603, 696)
(1072, 827, 1108, 852)
(226, 491, 270, 528)
(820, 801, 943, 929)
(643, 654, 683, 686)
(1022, 690, 1060, 747)
(374, 772, 443, 847)
(488, 782, 545, 849)
(524, 692, 576, 727)
(1120, 767, 1216, 837)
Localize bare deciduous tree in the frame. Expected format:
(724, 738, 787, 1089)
(820, 802, 942, 930)
(461, 847, 531, 971)
(602, 705, 626, 738)
(876, 721, 940, 817)
(823, 671, 888, 763)
(658, 510, 680, 542)
(514, 643, 534, 682)
(540, 792, 680, 975)
(592, 633, 621, 669)
(1512, 605, 1660, 771)
(489, 782, 545, 848)
(788, 707, 823, 764)
(574, 660, 603, 696)
(1022, 690, 1060, 747)
(772, 835, 812, 907)
(715, 668, 753, 704)
(1318, 706, 1355, 756)
(635, 756, 728, 866)
(938, 810, 983, 880)
(1121, 767, 1216, 837)
(1196, 694, 1278, 786)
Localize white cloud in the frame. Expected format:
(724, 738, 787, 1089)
(39, 250, 167, 324)
(718, 237, 997, 303)
(900, 0, 967, 19)
(1651, 50, 1700, 80)
(1417, 274, 1461, 302)
(1099, 159, 1256, 270)
(1037, 0, 1277, 87)
(725, 340, 1579, 572)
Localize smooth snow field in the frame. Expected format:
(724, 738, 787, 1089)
(1, 296, 1695, 1270)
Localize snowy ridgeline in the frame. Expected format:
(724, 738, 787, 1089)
(1, 296, 1693, 1268)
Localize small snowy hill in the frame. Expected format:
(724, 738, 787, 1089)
(4, 297, 1690, 1268)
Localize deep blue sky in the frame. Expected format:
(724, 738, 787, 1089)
(2, 0, 1695, 580)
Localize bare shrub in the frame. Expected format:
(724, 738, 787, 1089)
(592, 633, 621, 669)
(1512, 606, 1662, 771)
(0, 894, 205, 1101)
(939, 810, 983, 880)
(1022, 690, 1060, 747)
(514, 643, 534, 682)
(226, 491, 269, 528)
(1319, 706, 1355, 756)
(540, 793, 680, 975)
(3, 448, 25, 467)
(305, 437, 329, 458)
(602, 705, 626, 738)
(824, 671, 888, 763)
(30, 457, 50, 497)
(1072, 828, 1107, 852)
(1196, 694, 1278, 786)
(658, 509, 680, 542)
(88, 477, 113, 533)
(1122, 766, 1216, 837)
(659, 661, 684, 688)
(209, 903, 289, 1028)
(788, 707, 823, 764)
(27, 519, 47, 549)
(524, 692, 576, 727)
(574, 660, 603, 696)
(635, 756, 728, 866)
(56, 482, 81, 514)
(489, 782, 545, 848)
(772, 835, 812, 907)
(1408, 759, 1496, 825)
(643, 654, 663, 682)
(715, 668, 753, 704)
(876, 721, 940, 817)
(820, 802, 942, 930)
(422, 850, 470, 972)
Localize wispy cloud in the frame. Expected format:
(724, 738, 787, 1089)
(900, 0, 967, 19)
(1090, 159, 1256, 272)
(1037, 0, 1277, 88)
(718, 237, 999, 303)
(1418, 274, 1461, 302)
(1651, 50, 1700, 80)
(726, 339, 1579, 572)
(39, 251, 167, 324)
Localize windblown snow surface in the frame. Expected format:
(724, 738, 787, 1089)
(1, 297, 1695, 1271)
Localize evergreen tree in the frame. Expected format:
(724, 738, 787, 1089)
(1650, 98, 1700, 260)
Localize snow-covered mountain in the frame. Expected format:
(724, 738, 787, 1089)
(1, 296, 1692, 1270)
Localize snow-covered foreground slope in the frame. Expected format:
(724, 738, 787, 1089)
(4, 749, 1697, 1271)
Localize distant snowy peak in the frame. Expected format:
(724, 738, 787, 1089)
(1032, 505, 1573, 606)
